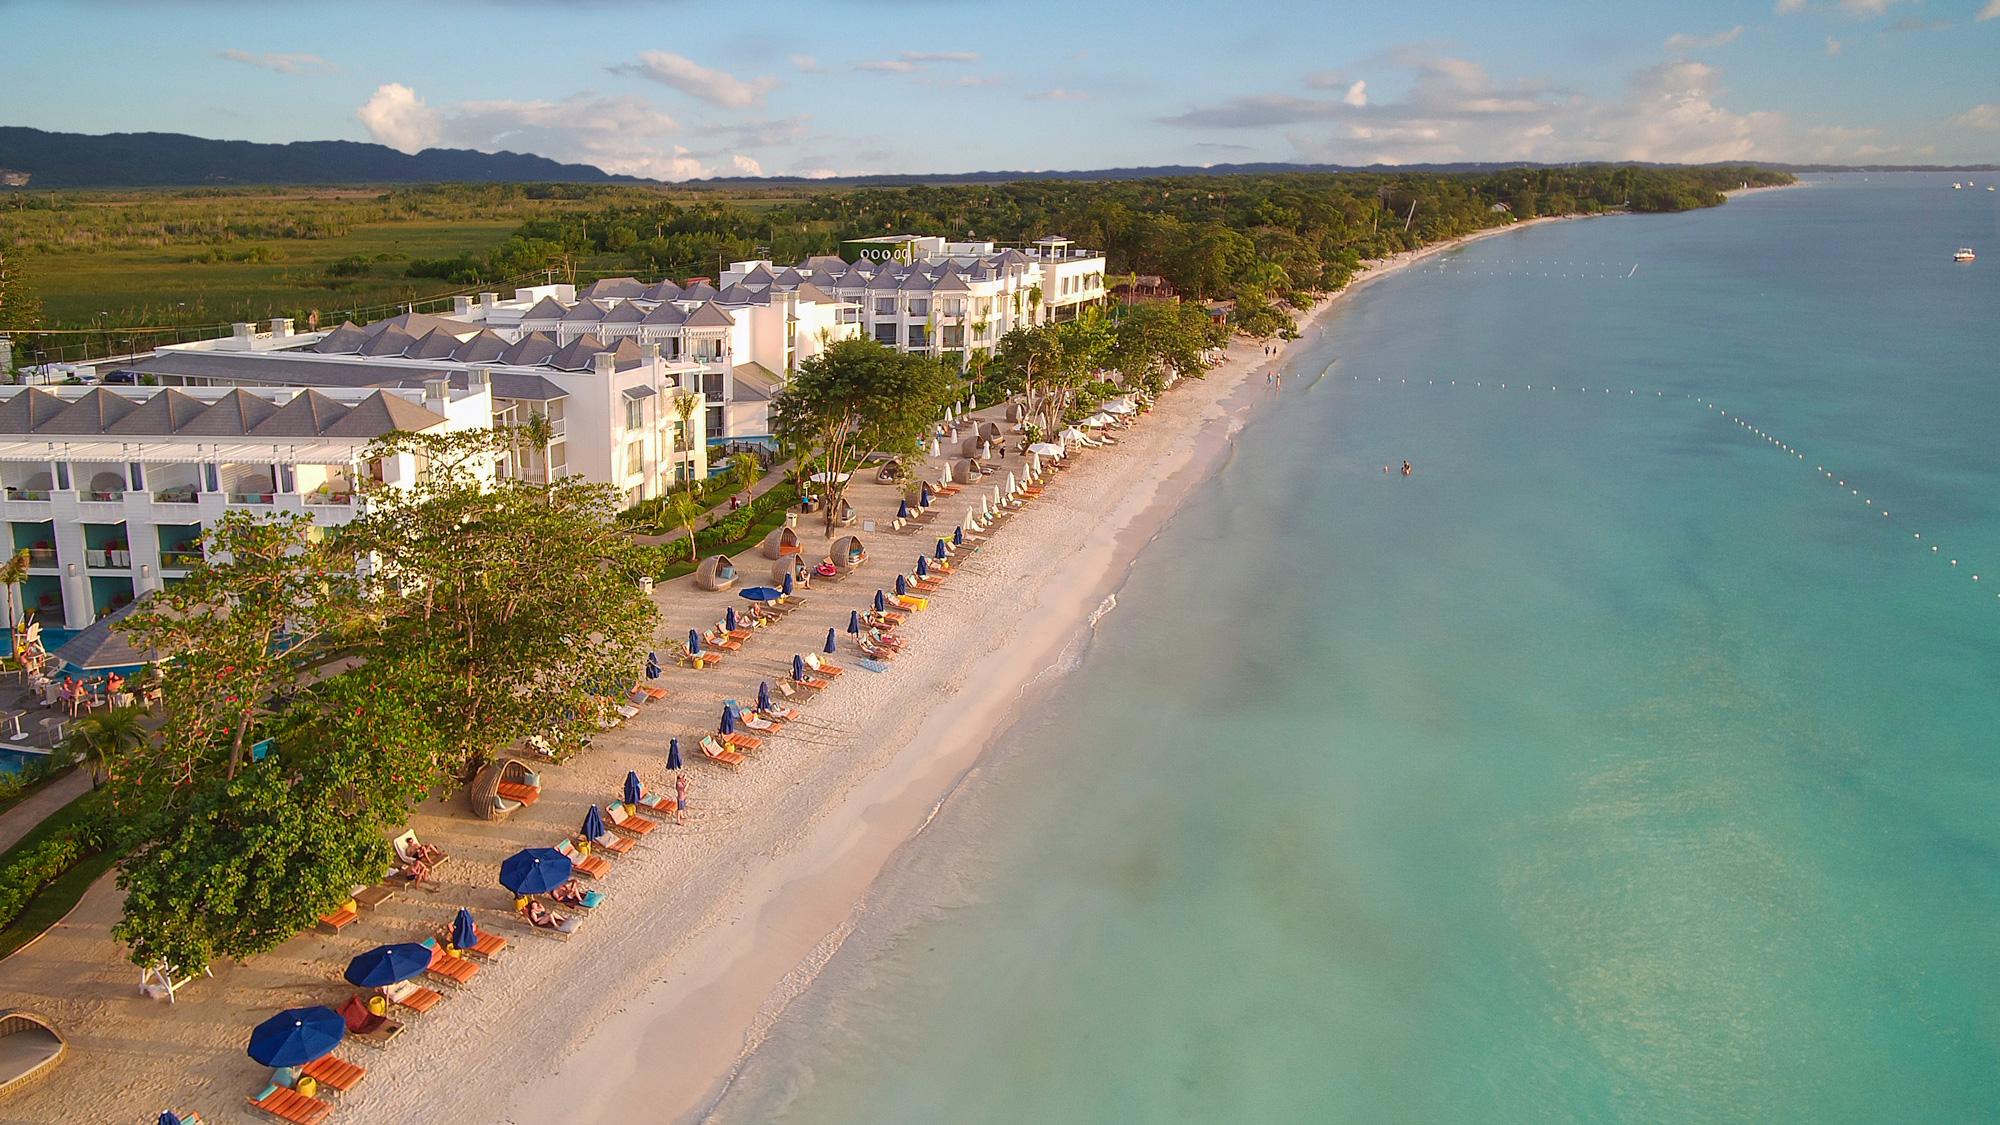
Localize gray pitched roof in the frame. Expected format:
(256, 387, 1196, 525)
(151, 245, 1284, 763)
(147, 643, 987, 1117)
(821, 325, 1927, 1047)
(640, 302, 687, 327)
(642, 280, 683, 301)
(499, 332, 560, 366)
(450, 329, 510, 363)
(804, 255, 847, 273)
(405, 327, 464, 359)
(867, 270, 904, 291)
(603, 301, 647, 324)
(580, 277, 645, 299)
(0, 388, 77, 433)
(521, 296, 569, 321)
(793, 282, 840, 304)
(313, 322, 369, 354)
(179, 389, 281, 436)
(771, 267, 805, 287)
(37, 388, 142, 435)
(358, 325, 416, 357)
(680, 282, 719, 301)
(485, 372, 567, 401)
(361, 312, 474, 340)
(899, 272, 934, 293)
(682, 302, 735, 329)
(322, 391, 446, 437)
(714, 283, 759, 306)
(562, 299, 608, 323)
(548, 334, 606, 372)
(930, 268, 971, 293)
(739, 264, 776, 285)
(246, 390, 352, 438)
(104, 389, 210, 436)
(607, 338, 644, 368)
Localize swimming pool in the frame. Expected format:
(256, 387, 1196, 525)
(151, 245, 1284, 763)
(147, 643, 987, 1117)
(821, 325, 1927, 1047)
(0, 746, 51, 774)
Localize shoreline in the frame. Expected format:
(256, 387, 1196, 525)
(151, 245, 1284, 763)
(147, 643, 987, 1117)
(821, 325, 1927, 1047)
(0, 205, 1632, 1125)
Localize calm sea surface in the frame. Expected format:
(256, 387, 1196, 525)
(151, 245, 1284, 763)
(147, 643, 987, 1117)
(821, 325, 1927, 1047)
(707, 175, 2000, 1124)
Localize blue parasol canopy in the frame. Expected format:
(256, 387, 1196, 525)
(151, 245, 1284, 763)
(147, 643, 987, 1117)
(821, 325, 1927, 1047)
(246, 1006, 345, 1068)
(452, 907, 477, 952)
(848, 610, 861, 634)
(916, 556, 930, 577)
(499, 847, 573, 895)
(159, 1115, 183, 1125)
(898, 500, 913, 519)
(758, 681, 773, 711)
(342, 942, 432, 988)
(782, 573, 795, 595)
(825, 628, 838, 654)
(582, 805, 605, 840)
(624, 771, 643, 806)
(875, 589, 887, 612)
(645, 651, 661, 679)
(667, 737, 683, 771)
(719, 707, 736, 735)
(895, 574, 909, 596)
(687, 629, 703, 655)
(725, 606, 738, 631)
(793, 654, 807, 681)
(740, 586, 783, 602)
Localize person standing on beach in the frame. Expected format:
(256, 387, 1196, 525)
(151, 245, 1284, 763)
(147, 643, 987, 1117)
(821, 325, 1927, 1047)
(675, 772, 689, 824)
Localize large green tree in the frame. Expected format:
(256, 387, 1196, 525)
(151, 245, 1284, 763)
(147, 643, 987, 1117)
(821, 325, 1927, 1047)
(1111, 301, 1226, 393)
(771, 338, 960, 532)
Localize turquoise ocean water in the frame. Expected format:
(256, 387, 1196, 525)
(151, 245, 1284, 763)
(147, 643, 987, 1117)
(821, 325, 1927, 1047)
(707, 175, 2000, 1124)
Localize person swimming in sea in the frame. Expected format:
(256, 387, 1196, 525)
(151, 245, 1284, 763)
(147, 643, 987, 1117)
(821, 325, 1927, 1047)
(1401, 460, 1413, 476)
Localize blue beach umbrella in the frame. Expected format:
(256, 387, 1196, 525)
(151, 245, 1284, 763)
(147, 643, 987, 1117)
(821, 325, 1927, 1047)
(848, 610, 861, 634)
(953, 526, 964, 546)
(825, 628, 838, 654)
(246, 1006, 345, 1068)
(726, 606, 739, 631)
(793, 654, 808, 681)
(499, 847, 572, 896)
(582, 805, 606, 840)
(160, 1115, 183, 1125)
(935, 540, 949, 559)
(667, 737, 683, 771)
(624, 771, 643, 806)
(687, 629, 703, 655)
(916, 556, 930, 577)
(783, 573, 795, 596)
(874, 589, 887, 613)
(342, 942, 431, 988)
(920, 482, 933, 507)
(451, 907, 477, 952)
(645, 651, 661, 679)
(740, 586, 782, 603)
(895, 574, 909, 596)
(719, 707, 736, 735)
(898, 500, 913, 519)
(758, 681, 774, 711)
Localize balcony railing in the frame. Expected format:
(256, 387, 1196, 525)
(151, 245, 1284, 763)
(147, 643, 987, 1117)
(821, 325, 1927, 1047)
(5, 488, 51, 501)
(82, 489, 126, 502)
(154, 487, 200, 504)
(160, 550, 203, 569)
(228, 492, 278, 505)
(303, 491, 355, 507)
(24, 549, 56, 567)
(85, 549, 132, 569)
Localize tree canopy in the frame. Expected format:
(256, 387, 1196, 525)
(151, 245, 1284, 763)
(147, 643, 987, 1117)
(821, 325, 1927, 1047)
(772, 338, 961, 530)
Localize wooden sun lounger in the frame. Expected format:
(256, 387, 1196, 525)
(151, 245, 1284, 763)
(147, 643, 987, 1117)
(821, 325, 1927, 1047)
(720, 731, 762, 752)
(705, 635, 743, 652)
(791, 673, 831, 692)
(494, 782, 540, 806)
(632, 683, 668, 702)
(805, 655, 844, 677)
(461, 924, 508, 961)
(300, 1055, 366, 1093)
(607, 803, 659, 836)
(315, 904, 359, 935)
(637, 791, 679, 816)
(380, 979, 442, 1014)
(341, 1000, 404, 1049)
(556, 841, 611, 879)
(248, 1084, 331, 1125)
(591, 831, 635, 856)
(700, 735, 746, 767)
(420, 940, 479, 988)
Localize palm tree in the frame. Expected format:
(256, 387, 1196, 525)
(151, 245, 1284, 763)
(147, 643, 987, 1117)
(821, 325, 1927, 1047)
(730, 451, 760, 497)
(665, 491, 705, 563)
(65, 705, 147, 789)
(0, 548, 28, 634)
(671, 392, 700, 485)
(519, 410, 556, 496)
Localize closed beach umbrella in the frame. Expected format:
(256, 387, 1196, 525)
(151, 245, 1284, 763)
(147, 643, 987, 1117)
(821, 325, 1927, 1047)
(451, 907, 477, 952)
(725, 606, 738, 631)
(875, 589, 887, 613)
(1006, 472, 1019, 495)
(898, 500, 912, 519)
(920, 483, 933, 507)
(719, 707, 736, 735)
(758, 681, 774, 711)
(740, 586, 782, 602)
(968, 391, 978, 409)
(160, 1115, 183, 1125)
(687, 629, 703, 655)
(953, 526, 965, 546)
(667, 737, 683, 771)
(935, 540, 949, 559)
(895, 574, 909, 596)
(793, 654, 808, 681)
(848, 610, 861, 635)
(499, 847, 573, 896)
(342, 943, 431, 988)
(825, 628, 838, 654)
(582, 805, 606, 840)
(782, 573, 795, 596)
(247, 1006, 346, 1067)
(645, 651, 661, 679)
(624, 771, 643, 806)
(928, 436, 941, 457)
(916, 556, 930, 577)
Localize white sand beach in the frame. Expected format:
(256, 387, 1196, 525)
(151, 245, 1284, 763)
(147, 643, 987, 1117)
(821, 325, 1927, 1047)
(0, 216, 1580, 1125)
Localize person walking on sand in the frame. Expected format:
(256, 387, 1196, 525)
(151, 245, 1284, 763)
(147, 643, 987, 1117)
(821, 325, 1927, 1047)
(675, 772, 689, 824)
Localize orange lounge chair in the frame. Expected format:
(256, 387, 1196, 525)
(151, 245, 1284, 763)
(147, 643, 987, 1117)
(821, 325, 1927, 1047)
(632, 682, 668, 702)
(315, 902, 359, 935)
(589, 829, 635, 856)
(721, 730, 762, 752)
(704, 632, 743, 652)
(634, 786, 678, 816)
(248, 1085, 331, 1125)
(300, 1054, 366, 1093)
(805, 654, 844, 677)
(380, 979, 442, 1014)
(606, 803, 659, 836)
(420, 939, 479, 987)
(699, 735, 745, 767)
(555, 840, 611, 879)
(459, 923, 508, 961)
(494, 772, 541, 807)
(790, 672, 831, 693)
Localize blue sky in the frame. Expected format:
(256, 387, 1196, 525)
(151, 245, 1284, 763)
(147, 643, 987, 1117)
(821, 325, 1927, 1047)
(4, 0, 1998, 178)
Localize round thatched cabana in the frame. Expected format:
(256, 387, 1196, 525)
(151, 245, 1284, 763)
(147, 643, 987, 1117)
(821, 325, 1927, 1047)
(830, 535, 866, 573)
(759, 525, 800, 559)
(956, 437, 983, 459)
(694, 554, 738, 591)
(0, 1010, 64, 1097)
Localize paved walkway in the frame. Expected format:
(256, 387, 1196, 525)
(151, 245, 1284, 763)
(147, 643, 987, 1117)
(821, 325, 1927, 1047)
(0, 767, 90, 853)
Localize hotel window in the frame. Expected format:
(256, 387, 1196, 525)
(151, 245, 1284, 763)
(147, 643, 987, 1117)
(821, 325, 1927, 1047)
(625, 398, 643, 431)
(907, 325, 929, 347)
(940, 298, 964, 317)
(626, 441, 644, 477)
(874, 324, 898, 345)
(975, 298, 992, 316)
(908, 298, 929, 317)
(875, 298, 896, 316)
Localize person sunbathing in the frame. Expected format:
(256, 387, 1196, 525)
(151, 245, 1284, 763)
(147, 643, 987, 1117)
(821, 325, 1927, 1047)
(522, 900, 577, 932)
(400, 857, 441, 892)
(549, 880, 593, 908)
(859, 640, 898, 660)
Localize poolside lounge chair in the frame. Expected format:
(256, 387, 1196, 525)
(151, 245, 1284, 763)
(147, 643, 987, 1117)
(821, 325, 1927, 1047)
(790, 670, 832, 692)
(554, 839, 611, 880)
(351, 882, 397, 911)
(379, 979, 442, 1014)
(703, 629, 743, 653)
(419, 938, 479, 988)
(738, 712, 782, 733)
(517, 900, 582, 940)
(337, 995, 403, 1049)
(759, 700, 800, 722)
(299, 1054, 366, 1093)
(247, 1084, 331, 1125)
(606, 802, 659, 836)
(699, 735, 745, 768)
(804, 653, 845, 677)
(632, 683, 668, 703)
(391, 831, 448, 873)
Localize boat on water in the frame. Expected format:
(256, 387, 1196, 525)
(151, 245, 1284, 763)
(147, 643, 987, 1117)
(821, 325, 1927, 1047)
(1954, 248, 1977, 263)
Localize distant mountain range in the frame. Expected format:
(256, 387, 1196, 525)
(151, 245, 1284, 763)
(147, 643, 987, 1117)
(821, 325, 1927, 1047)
(0, 127, 638, 188)
(0, 126, 1994, 189)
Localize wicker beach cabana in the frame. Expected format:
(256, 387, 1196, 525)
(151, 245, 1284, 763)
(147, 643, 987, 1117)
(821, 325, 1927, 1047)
(976, 420, 1003, 440)
(956, 458, 984, 482)
(1005, 402, 1027, 423)
(769, 554, 806, 584)
(694, 554, 739, 591)
(956, 437, 983, 459)
(875, 458, 906, 484)
(469, 758, 542, 821)
(830, 535, 867, 574)
(0, 1010, 65, 1097)
(759, 526, 800, 560)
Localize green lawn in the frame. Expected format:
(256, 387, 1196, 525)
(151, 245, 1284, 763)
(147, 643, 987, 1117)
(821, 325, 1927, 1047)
(0, 787, 116, 961)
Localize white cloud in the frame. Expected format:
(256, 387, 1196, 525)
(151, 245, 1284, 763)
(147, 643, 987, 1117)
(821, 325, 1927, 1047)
(1027, 89, 1090, 102)
(1826, 35, 1843, 54)
(1777, 0, 1914, 13)
(858, 50, 980, 73)
(1343, 80, 1368, 107)
(1666, 26, 1744, 49)
(729, 154, 765, 176)
(1951, 104, 2000, 129)
(1979, 0, 2000, 20)
(218, 49, 335, 75)
(1775, 0, 1806, 10)
(356, 84, 441, 153)
(609, 51, 775, 108)
(788, 54, 822, 74)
